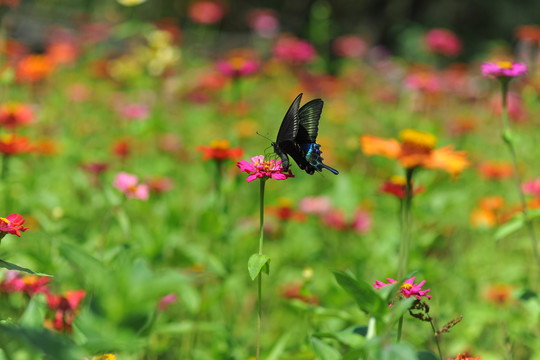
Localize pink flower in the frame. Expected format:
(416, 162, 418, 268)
(1, 270, 50, 296)
(373, 276, 432, 301)
(299, 196, 331, 215)
(118, 103, 150, 121)
(522, 179, 540, 197)
(332, 35, 368, 58)
(352, 209, 371, 234)
(321, 208, 348, 230)
(113, 172, 149, 200)
(273, 35, 317, 66)
(481, 61, 527, 78)
(158, 293, 178, 311)
(0, 213, 29, 237)
(246, 9, 279, 38)
(424, 28, 461, 57)
(236, 155, 294, 182)
(188, 1, 225, 25)
(215, 50, 259, 78)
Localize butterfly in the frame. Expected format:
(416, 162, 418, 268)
(272, 93, 339, 175)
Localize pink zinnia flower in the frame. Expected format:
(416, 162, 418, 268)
(216, 56, 259, 78)
(299, 196, 331, 215)
(481, 61, 527, 78)
(246, 9, 279, 38)
(158, 293, 178, 311)
(332, 35, 368, 59)
(118, 103, 150, 121)
(424, 28, 461, 57)
(188, 1, 225, 25)
(236, 155, 294, 182)
(522, 179, 540, 197)
(113, 172, 149, 200)
(0, 213, 29, 237)
(1, 270, 50, 296)
(373, 276, 432, 301)
(273, 35, 317, 66)
(352, 209, 371, 234)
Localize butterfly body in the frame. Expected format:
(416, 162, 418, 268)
(272, 93, 338, 175)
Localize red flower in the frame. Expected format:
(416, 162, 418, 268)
(273, 35, 317, 66)
(266, 197, 306, 222)
(0, 134, 34, 155)
(80, 162, 108, 175)
(111, 138, 131, 158)
(281, 283, 318, 305)
(1, 271, 50, 296)
(477, 161, 514, 180)
(0, 213, 29, 237)
(198, 139, 243, 161)
(45, 290, 86, 333)
(424, 28, 461, 57)
(0, 102, 35, 129)
(380, 176, 424, 199)
(146, 176, 174, 194)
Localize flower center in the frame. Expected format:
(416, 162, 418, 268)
(229, 56, 246, 70)
(401, 283, 413, 290)
(390, 175, 406, 186)
(399, 129, 437, 150)
(0, 217, 9, 225)
(210, 139, 230, 150)
(497, 61, 513, 69)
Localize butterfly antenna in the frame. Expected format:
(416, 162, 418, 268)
(256, 131, 273, 143)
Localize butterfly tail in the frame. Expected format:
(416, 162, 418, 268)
(320, 163, 339, 175)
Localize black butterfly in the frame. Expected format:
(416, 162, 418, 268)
(272, 93, 339, 175)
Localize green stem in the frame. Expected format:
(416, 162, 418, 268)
(397, 316, 403, 343)
(397, 168, 414, 279)
(256, 178, 266, 360)
(500, 79, 540, 275)
(397, 168, 414, 343)
(430, 320, 443, 360)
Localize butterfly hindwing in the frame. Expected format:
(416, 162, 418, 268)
(297, 99, 323, 143)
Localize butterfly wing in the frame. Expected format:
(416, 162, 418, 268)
(296, 98, 323, 143)
(273, 93, 303, 170)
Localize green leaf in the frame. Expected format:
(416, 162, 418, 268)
(381, 343, 417, 360)
(248, 253, 270, 280)
(20, 294, 46, 328)
(333, 270, 380, 314)
(417, 350, 440, 360)
(0, 260, 52, 277)
(266, 332, 292, 360)
(495, 215, 524, 240)
(311, 337, 341, 360)
(0, 324, 86, 358)
(314, 326, 365, 348)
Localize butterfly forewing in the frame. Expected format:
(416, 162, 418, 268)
(297, 99, 323, 143)
(276, 93, 303, 144)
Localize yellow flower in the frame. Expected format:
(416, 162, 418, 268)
(117, 0, 146, 6)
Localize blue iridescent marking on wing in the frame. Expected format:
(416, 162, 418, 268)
(300, 143, 339, 175)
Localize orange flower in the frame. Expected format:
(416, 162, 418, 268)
(46, 41, 78, 66)
(361, 129, 469, 175)
(0, 134, 33, 155)
(16, 54, 54, 83)
(470, 196, 505, 228)
(478, 161, 513, 180)
(197, 139, 243, 161)
(484, 283, 515, 306)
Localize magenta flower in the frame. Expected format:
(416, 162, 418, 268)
(373, 276, 432, 301)
(118, 103, 150, 121)
(236, 155, 294, 182)
(158, 293, 178, 311)
(273, 35, 317, 66)
(216, 57, 259, 77)
(0, 213, 29, 237)
(424, 28, 461, 57)
(522, 179, 540, 197)
(113, 172, 149, 200)
(352, 209, 372, 234)
(299, 196, 331, 215)
(481, 61, 527, 78)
